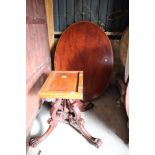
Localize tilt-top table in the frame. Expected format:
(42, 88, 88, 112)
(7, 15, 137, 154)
(29, 71, 102, 148)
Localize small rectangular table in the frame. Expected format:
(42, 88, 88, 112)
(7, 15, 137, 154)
(29, 71, 102, 148)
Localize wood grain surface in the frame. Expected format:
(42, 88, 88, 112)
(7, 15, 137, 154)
(39, 71, 83, 99)
(54, 21, 113, 101)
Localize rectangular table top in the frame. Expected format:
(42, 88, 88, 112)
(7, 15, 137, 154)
(39, 71, 83, 99)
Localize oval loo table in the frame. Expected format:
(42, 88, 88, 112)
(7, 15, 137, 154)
(29, 21, 113, 148)
(54, 21, 114, 111)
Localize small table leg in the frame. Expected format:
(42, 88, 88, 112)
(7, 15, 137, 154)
(29, 101, 61, 147)
(68, 100, 102, 148)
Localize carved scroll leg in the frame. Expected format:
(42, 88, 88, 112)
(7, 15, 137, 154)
(78, 118, 102, 148)
(70, 102, 102, 148)
(29, 121, 56, 147)
(29, 101, 61, 147)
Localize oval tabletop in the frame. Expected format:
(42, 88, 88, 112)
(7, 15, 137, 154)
(54, 21, 113, 101)
(119, 26, 129, 67)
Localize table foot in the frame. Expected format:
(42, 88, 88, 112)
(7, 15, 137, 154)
(29, 122, 55, 147)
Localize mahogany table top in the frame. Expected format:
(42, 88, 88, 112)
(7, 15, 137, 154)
(54, 21, 113, 101)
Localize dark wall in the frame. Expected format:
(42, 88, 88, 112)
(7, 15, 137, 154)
(53, 0, 129, 32)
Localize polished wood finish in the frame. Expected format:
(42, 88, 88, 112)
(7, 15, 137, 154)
(54, 21, 113, 101)
(39, 71, 83, 99)
(29, 99, 102, 148)
(29, 71, 102, 148)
